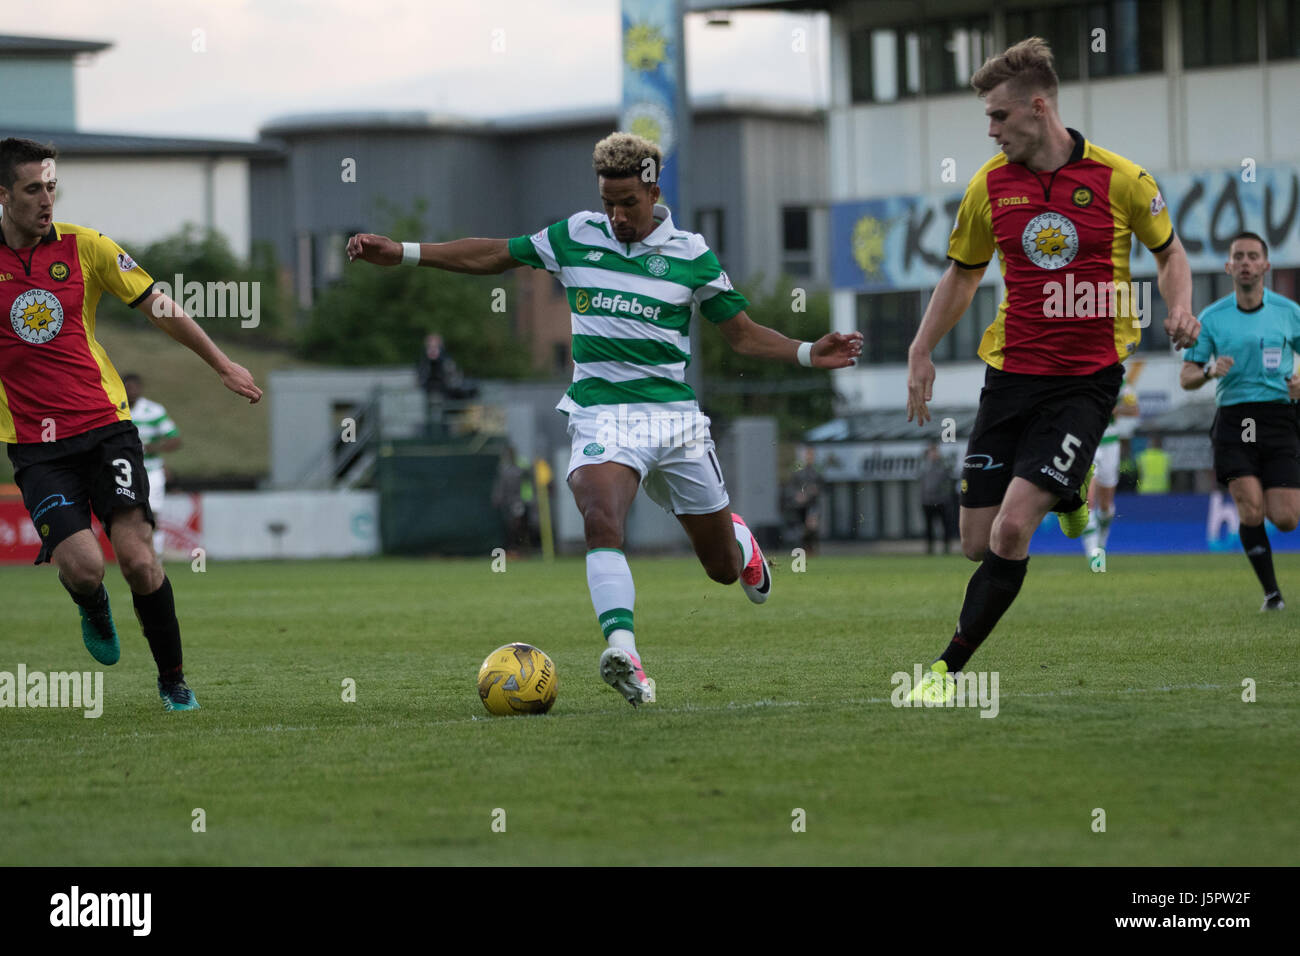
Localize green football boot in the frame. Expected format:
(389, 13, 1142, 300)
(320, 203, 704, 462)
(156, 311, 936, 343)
(158, 676, 200, 712)
(907, 660, 956, 705)
(1057, 463, 1095, 539)
(78, 596, 121, 666)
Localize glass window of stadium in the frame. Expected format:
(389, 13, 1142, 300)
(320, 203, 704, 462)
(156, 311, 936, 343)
(782, 206, 812, 278)
(849, 15, 993, 102)
(855, 291, 922, 363)
(1086, 0, 1166, 76)
(930, 284, 995, 363)
(1265, 0, 1300, 59)
(1182, 0, 1260, 67)
(1004, 1, 1163, 80)
(1005, 4, 1086, 80)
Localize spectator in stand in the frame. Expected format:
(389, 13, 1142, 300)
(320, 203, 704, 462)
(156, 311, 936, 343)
(919, 441, 954, 554)
(784, 446, 824, 555)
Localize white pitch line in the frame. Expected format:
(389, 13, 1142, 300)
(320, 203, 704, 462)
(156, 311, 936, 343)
(4, 681, 1291, 747)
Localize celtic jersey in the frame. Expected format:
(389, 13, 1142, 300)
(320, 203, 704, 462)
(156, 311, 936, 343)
(0, 223, 155, 443)
(947, 129, 1173, 375)
(130, 396, 178, 470)
(508, 205, 748, 417)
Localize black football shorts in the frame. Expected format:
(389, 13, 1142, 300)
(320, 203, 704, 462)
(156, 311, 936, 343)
(1211, 402, 1300, 489)
(960, 364, 1123, 509)
(7, 420, 155, 565)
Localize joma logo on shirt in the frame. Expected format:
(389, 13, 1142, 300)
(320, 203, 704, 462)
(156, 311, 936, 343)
(584, 292, 662, 321)
(997, 196, 1030, 207)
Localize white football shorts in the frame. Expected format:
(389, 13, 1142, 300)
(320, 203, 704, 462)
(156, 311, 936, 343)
(1092, 441, 1120, 488)
(565, 405, 730, 516)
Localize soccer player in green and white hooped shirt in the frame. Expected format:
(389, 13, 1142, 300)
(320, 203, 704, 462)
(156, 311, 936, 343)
(123, 373, 181, 554)
(348, 132, 863, 706)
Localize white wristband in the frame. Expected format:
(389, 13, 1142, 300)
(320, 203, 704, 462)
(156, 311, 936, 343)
(1203, 361, 1216, 379)
(797, 341, 814, 368)
(401, 242, 421, 266)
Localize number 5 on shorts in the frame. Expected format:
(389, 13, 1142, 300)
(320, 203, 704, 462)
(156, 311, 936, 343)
(1053, 434, 1080, 472)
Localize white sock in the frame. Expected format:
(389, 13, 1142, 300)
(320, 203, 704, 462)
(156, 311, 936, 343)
(587, 548, 636, 651)
(607, 628, 638, 658)
(1097, 508, 1116, 549)
(1082, 512, 1100, 556)
(732, 515, 754, 567)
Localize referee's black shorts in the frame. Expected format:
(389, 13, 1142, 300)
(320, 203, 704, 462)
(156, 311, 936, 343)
(1211, 401, 1300, 489)
(960, 364, 1123, 509)
(7, 420, 155, 565)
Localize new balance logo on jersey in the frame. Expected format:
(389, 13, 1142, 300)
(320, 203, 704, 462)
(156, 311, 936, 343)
(587, 292, 662, 321)
(582, 250, 604, 263)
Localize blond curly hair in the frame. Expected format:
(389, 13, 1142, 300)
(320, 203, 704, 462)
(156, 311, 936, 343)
(592, 132, 663, 183)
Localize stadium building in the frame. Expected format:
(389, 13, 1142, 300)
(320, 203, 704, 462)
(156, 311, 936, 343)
(0, 34, 275, 257)
(251, 98, 828, 375)
(701, 0, 1300, 541)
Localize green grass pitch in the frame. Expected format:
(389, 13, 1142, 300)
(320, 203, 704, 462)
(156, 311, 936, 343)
(1, 552, 1295, 865)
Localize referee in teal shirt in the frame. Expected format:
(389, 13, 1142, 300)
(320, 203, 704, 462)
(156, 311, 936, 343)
(1182, 231, 1300, 610)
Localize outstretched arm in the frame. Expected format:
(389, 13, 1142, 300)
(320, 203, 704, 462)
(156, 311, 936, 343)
(716, 311, 862, 368)
(346, 234, 517, 275)
(137, 292, 262, 404)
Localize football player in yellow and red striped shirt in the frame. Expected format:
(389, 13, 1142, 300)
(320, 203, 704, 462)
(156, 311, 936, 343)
(902, 39, 1200, 701)
(0, 137, 262, 710)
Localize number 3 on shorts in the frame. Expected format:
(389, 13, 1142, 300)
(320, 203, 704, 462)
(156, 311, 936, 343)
(1053, 434, 1080, 472)
(112, 458, 133, 488)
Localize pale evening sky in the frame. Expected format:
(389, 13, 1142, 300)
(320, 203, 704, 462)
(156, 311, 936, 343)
(30, 0, 830, 140)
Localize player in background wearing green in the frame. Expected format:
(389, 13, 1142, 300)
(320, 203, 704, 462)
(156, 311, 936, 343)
(123, 373, 181, 556)
(0, 138, 262, 710)
(1081, 376, 1139, 566)
(348, 132, 862, 706)
(904, 40, 1199, 703)
(1181, 231, 1300, 610)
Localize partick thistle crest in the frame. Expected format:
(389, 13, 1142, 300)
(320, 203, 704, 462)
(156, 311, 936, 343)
(10, 289, 64, 344)
(1021, 212, 1079, 270)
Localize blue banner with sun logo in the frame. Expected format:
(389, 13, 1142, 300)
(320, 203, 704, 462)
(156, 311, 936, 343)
(831, 165, 1300, 292)
(621, 0, 683, 211)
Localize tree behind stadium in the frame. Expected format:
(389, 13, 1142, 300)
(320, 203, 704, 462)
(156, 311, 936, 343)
(300, 206, 530, 379)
